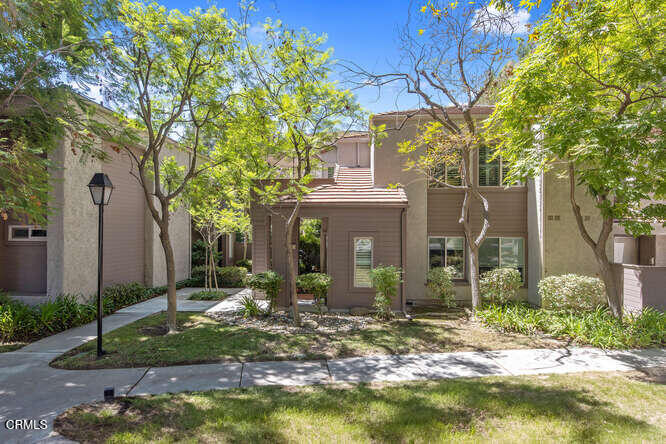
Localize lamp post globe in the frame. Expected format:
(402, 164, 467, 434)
(87, 173, 113, 358)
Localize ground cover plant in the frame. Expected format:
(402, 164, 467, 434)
(0, 281, 188, 347)
(477, 302, 665, 349)
(50, 310, 564, 369)
(54, 371, 666, 443)
(187, 290, 228, 301)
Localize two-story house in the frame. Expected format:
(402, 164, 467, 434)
(251, 106, 666, 312)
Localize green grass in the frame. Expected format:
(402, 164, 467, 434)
(187, 290, 228, 301)
(54, 371, 666, 443)
(0, 342, 26, 353)
(50, 311, 563, 369)
(477, 303, 666, 349)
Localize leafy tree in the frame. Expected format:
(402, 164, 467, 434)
(353, 1, 523, 310)
(487, 0, 666, 318)
(0, 0, 112, 224)
(244, 19, 364, 326)
(101, 1, 243, 332)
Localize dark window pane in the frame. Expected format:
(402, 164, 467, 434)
(11, 227, 29, 239)
(31, 229, 47, 238)
(446, 237, 465, 278)
(479, 237, 499, 270)
(428, 237, 446, 269)
(500, 238, 525, 281)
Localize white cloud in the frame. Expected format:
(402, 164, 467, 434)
(474, 5, 531, 35)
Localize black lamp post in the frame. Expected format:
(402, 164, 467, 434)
(87, 173, 113, 358)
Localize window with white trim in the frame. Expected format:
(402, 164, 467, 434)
(429, 162, 462, 187)
(353, 237, 373, 287)
(478, 145, 522, 186)
(479, 237, 525, 280)
(428, 236, 465, 278)
(8, 225, 47, 241)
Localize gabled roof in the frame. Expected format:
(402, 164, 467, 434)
(280, 167, 408, 207)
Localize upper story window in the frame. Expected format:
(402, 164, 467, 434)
(353, 237, 373, 287)
(428, 236, 465, 278)
(478, 145, 522, 187)
(8, 225, 47, 241)
(479, 237, 525, 280)
(429, 162, 462, 188)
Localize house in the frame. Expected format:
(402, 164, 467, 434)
(251, 106, 666, 312)
(0, 100, 192, 303)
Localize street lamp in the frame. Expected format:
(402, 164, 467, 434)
(88, 173, 113, 357)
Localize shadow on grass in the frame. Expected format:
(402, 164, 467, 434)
(56, 374, 663, 443)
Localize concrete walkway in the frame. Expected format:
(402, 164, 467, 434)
(1, 290, 665, 443)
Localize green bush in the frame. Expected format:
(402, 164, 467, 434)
(246, 271, 284, 313)
(191, 239, 221, 267)
(191, 265, 247, 288)
(235, 259, 252, 271)
(476, 302, 665, 349)
(297, 273, 332, 314)
(102, 282, 150, 313)
(538, 274, 606, 311)
(0, 282, 170, 344)
(426, 267, 457, 307)
(188, 290, 227, 301)
(369, 265, 402, 320)
(239, 295, 262, 318)
(480, 268, 523, 304)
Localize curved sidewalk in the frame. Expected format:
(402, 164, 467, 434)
(1, 288, 665, 443)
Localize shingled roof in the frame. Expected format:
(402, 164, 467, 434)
(280, 167, 408, 207)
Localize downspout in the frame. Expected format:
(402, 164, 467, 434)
(400, 207, 407, 313)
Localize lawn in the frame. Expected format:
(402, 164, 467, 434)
(50, 311, 564, 369)
(54, 371, 666, 443)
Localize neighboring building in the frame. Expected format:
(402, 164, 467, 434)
(0, 101, 191, 302)
(251, 106, 666, 311)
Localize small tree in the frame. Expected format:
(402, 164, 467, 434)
(246, 271, 284, 314)
(243, 19, 364, 326)
(0, 0, 111, 224)
(487, 0, 666, 318)
(102, 2, 243, 332)
(351, 1, 524, 310)
(369, 265, 402, 320)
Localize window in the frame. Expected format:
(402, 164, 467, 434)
(353, 237, 373, 287)
(8, 225, 47, 241)
(428, 236, 465, 278)
(429, 162, 462, 187)
(478, 145, 522, 187)
(479, 237, 525, 280)
(327, 167, 335, 178)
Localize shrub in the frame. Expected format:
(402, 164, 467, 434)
(369, 265, 402, 321)
(480, 268, 523, 304)
(191, 239, 222, 267)
(476, 302, 665, 349)
(538, 274, 606, 312)
(426, 267, 457, 308)
(296, 273, 332, 315)
(188, 290, 227, 301)
(191, 265, 247, 288)
(102, 282, 150, 314)
(246, 271, 284, 313)
(235, 259, 252, 272)
(239, 295, 262, 318)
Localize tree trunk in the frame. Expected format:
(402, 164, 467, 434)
(212, 243, 219, 290)
(595, 232, 622, 318)
(468, 244, 481, 309)
(159, 221, 178, 333)
(204, 245, 209, 290)
(285, 205, 301, 326)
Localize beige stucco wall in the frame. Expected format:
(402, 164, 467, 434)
(47, 134, 102, 299)
(46, 135, 191, 298)
(543, 165, 613, 279)
(373, 118, 429, 301)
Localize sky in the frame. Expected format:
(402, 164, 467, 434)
(94, 0, 554, 115)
